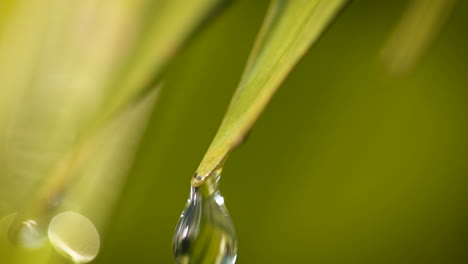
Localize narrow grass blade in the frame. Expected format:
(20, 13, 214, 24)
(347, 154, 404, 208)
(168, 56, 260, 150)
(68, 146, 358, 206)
(193, 0, 347, 186)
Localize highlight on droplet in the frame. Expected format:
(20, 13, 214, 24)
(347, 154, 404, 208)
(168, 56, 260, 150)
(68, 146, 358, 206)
(48, 211, 100, 263)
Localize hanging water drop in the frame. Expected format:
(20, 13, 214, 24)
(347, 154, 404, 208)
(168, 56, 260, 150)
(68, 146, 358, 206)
(48, 211, 100, 263)
(173, 172, 237, 264)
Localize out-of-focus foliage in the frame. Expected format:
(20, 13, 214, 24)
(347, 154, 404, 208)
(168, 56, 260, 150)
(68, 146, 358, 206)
(0, 0, 227, 263)
(381, 0, 456, 75)
(1, 0, 468, 263)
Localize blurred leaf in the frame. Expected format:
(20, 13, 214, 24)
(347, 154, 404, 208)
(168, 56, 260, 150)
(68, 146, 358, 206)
(381, 0, 456, 75)
(0, 0, 227, 214)
(63, 88, 160, 229)
(194, 0, 347, 185)
(88, 0, 229, 137)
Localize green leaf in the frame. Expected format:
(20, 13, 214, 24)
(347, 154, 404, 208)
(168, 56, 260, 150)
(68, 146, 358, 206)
(194, 0, 347, 186)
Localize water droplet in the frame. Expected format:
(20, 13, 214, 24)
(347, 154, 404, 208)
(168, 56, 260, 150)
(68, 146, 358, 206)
(173, 173, 237, 264)
(48, 211, 100, 263)
(7, 213, 47, 249)
(18, 219, 47, 249)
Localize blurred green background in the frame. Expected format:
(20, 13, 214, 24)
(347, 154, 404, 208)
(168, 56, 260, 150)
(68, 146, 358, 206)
(2, 0, 468, 263)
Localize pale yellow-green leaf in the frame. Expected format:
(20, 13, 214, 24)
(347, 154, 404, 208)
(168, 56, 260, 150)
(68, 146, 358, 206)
(0, 0, 225, 214)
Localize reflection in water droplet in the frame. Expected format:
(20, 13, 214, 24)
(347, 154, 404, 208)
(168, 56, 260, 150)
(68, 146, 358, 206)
(48, 211, 100, 263)
(173, 173, 237, 264)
